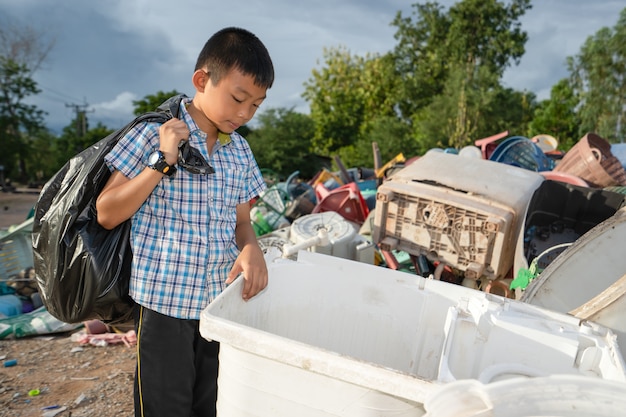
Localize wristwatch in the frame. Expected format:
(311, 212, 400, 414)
(148, 150, 176, 177)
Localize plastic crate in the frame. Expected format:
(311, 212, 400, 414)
(373, 152, 544, 280)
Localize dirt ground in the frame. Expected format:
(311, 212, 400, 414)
(0, 190, 136, 417)
(0, 191, 39, 231)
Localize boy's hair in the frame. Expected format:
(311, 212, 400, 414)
(195, 27, 274, 89)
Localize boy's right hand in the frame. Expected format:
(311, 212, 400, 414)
(159, 118, 189, 165)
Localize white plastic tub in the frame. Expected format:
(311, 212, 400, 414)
(424, 375, 626, 417)
(200, 250, 626, 416)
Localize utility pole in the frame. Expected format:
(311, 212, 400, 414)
(65, 102, 94, 137)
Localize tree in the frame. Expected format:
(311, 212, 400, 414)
(528, 79, 580, 150)
(302, 48, 400, 155)
(0, 17, 55, 183)
(301, 0, 534, 165)
(27, 128, 62, 185)
(54, 121, 114, 168)
(339, 115, 417, 168)
(246, 108, 319, 179)
(132, 90, 184, 115)
(568, 8, 626, 142)
(391, 2, 451, 119)
(392, 0, 532, 148)
(0, 57, 46, 182)
(0, 16, 54, 71)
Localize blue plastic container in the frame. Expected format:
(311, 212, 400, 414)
(0, 294, 23, 317)
(489, 136, 554, 172)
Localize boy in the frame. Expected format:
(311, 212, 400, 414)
(96, 27, 273, 416)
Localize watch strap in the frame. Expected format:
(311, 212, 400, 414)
(149, 150, 176, 177)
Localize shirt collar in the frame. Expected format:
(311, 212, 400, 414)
(181, 97, 232, 146)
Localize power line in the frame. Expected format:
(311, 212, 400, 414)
(37, 82, 85, 103)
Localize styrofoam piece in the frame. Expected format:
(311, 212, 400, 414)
(531, 134, 559, 152)
(458, 145, 482, 159)
(289, 212, 375, 263)
(424, 375, 626, 417)
(373, 152, 544, 280)
(522, 206, 626, 359)
(200, 250, 626, 416)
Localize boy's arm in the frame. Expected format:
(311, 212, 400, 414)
(96, 168, 165, 230)
(227, 201, 268, 300)
(96, 118, 188, 230)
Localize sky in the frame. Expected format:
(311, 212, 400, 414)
(1, 0, 624, 134)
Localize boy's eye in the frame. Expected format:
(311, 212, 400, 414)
(233, 96, 243, 103)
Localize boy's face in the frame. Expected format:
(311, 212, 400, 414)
(197, 68, 267, 134)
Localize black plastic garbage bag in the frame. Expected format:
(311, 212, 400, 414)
(32, 95, 185, 324)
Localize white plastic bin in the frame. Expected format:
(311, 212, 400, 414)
(200, 250, 626, 416)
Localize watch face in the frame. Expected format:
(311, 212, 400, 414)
(149, 151, 161, 165)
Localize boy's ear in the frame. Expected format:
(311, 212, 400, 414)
(192, 69, 210, 91)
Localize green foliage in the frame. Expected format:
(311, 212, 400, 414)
(247, 108, 320, 180)
(55, 122, 114, 168)
(133, 90, 183, 115)
(411, 64, 509, 150)
(396, 0, 532, 147)
(568, 8, 626, 142)
(302, 0, 534, 164)
(528, 79, 580, 150)
(391, 0, 531, 122)
(480, 87, 537, 140)
(303, 48, 400, 155)
(25, 129, 62, 184)
(0, 57, 46, 182)
(391, 2, 450, 118)
(339, 115, 418, 168)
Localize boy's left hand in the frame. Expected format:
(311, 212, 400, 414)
(226, 244, 268, 300)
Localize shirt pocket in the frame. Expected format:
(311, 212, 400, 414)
(212, 168, 246, 210)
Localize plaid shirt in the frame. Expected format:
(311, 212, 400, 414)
(104, 98, 266, 319)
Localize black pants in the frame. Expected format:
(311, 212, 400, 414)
(134, 304, 219, 417)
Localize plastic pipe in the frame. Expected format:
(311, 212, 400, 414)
(282, 229, 329, 258)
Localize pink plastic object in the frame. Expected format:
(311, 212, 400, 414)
(313, 182, 370, 225)
(540, 171, 588, 187)
(474, 130, 509, 160)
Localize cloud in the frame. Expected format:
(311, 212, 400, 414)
(92, 91, 137, 117)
